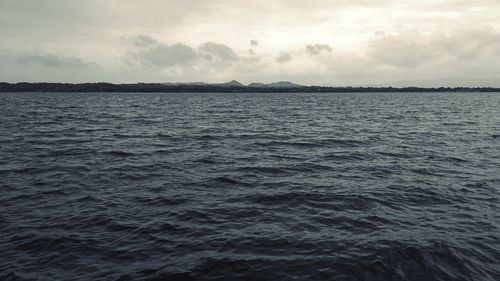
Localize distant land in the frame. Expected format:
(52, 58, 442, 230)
(1, 81, 499, 93)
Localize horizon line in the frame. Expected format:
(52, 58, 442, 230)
(2, 81, 500, 89)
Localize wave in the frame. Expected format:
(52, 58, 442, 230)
(1, 91, 499, 280)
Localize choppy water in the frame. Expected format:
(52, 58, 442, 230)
(0, 92, 499, 281)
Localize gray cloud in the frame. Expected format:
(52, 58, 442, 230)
(134, 35, 159, 47)
(368, 33, 436, 67)
(368, 28, 500, 68)
(0, 51, 103, 82)
(0, 0, 92, 33)
(136, 43, 199, 67)
(199, 42, 239, 61)
(131, 37, 242, 69)
(306, 44, 332, 55)
(276, 52, 293, 63)
(15, 54, 96, 68)
(250, 40, 259, 46)
(242, 54, 262, 63)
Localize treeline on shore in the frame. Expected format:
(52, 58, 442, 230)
(1, 82, 499, 93)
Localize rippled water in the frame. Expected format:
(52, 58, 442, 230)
(1, 92, 499, 280)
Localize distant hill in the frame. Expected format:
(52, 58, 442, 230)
(0, 82, 498, 93)
(161, 82, 208, 86)
(218, 80, 245, 87)
(248, 81, 304, 88)
(161, 80, 245, 87)
(161, 80, 301, 88)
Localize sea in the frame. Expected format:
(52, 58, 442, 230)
(0, 92, 499, 281)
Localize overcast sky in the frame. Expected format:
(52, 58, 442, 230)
(1, 0, 500, 86)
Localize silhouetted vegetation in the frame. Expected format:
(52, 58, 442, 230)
(0, 82, 498, 93)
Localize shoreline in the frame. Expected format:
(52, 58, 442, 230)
(0, 82, 498, 93)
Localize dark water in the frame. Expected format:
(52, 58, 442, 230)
(1, 92, 499, 281)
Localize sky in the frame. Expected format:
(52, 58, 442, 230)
(1, 0, 500, 86)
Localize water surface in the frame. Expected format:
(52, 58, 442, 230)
(0, 92, 499, 280)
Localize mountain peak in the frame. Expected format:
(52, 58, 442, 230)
(219, 80, 244, 87)
(248, 81, 304, 88)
